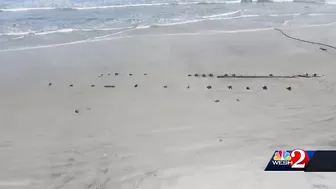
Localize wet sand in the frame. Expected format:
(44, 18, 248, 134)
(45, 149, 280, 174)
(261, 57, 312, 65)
(1, 23, 336, 189)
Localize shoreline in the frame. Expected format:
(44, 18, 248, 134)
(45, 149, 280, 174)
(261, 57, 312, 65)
(2, 13, 336, 52)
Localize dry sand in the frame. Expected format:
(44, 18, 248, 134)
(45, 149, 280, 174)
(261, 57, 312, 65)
(1, 24, 336, 189)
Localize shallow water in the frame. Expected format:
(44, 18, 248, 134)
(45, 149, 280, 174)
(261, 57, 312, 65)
(1, 0, 336, 51)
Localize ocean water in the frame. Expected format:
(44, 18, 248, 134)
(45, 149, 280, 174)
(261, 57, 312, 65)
(1, 0, 336, 51)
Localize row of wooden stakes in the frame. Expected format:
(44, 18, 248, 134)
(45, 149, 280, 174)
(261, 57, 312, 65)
(96, 72, 321, 78)
(48, 83, 293, 91)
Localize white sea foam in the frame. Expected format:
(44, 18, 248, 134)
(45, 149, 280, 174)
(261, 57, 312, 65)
(74, 1, 233, 10)
(155, 14, 260, 27)
(0, 26, 134, 36)
(269, 13, 300, 17)
(154, 19, 205, 27)
(225, 0, 242, 3)
(95, 26, 135, 31)
(73, 3, 172, 10)
(0, 31, 34, 36)
(272, 0, 294, 2)
(308, 13, 326, 16)
(12, 36, 24, 40)
(0, 7, 55, 12)
(202, 10, 242, 18)
(209, 14, 260, 21)
(0, 36, 133, 52)
(326, 0, 336, 4)
(135, 25, 151, 29)
(270, 12, 334, 17)
(35, 28, 75, 35)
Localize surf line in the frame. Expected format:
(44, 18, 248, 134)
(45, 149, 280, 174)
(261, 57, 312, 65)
(274, 28, 336, 50)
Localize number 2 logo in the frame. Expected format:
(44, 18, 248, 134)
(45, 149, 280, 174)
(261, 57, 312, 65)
(290, 149, 309, 169)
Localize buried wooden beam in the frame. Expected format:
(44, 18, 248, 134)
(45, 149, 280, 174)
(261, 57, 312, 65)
(217, 74, 322, 79)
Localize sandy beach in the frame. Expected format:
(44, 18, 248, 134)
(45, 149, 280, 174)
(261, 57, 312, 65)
(1, 18, 336, 189)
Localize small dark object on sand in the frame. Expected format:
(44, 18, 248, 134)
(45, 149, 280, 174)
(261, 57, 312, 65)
(144, 73, 147, 75)
(320, 47, 327, 51)
(313, 73, 317, 77)
(68, 157, 75, 162)
(91, 85, 95, 87)
(214, 100, 220, 103)
(69, 84, 73, 87)
(187, 86, 190, 89)
(115, 73, 119, 76)
(236, 99, 240, 102)
(286, 86, 292, 91)
(134, 84, 138, 88)
(48, 83, 52, 86)
(202, 74, 206, 77)
(262, 86, 268, 90)
(297, 73, 309, 77)
(194, 74, 199, 77)
(75, 109, 79, 114)
(129, 73, 132, 76)
(104, 85, 115, 88)
(188, 74, 192, 77)
(164, 85, 167, 88)
(108, 73, 110, 76)
(209, 73, 214, 77)
(246, 87, 250, 90)
(228, 86, 232, 89)
(269, 73, 273, 76)
(207, 85, 212, 89)
(219, 139, 222, 142)
(98, 74, 104, 77)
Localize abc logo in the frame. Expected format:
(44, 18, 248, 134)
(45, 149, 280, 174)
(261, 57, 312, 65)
(290, 149, 309, 168)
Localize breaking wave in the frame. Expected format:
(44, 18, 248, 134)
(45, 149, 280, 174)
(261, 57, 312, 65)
(0, 26, 134, 36)
(202, 10, 242, 18)
(0, 1, 232, 12)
